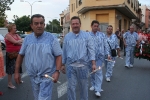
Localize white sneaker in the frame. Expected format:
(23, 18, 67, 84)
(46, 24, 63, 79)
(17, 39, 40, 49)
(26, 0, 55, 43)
(130, 65, 133, 68)
(106, 77, 110, 82)
(95, 92, 101, 97)
(89, 86, 94, 91)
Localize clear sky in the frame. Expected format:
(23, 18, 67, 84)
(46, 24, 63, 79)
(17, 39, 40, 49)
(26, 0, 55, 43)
(5, 0, 150, 24)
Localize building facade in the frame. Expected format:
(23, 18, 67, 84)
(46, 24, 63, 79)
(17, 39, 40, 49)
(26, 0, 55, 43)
(70, 0, 141, 33)
(140, 5, 150, 31)
(60, 6, 70, 36)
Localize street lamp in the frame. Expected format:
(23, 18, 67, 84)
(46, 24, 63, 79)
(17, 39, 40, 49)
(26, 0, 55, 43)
(21, 0, 42, 17)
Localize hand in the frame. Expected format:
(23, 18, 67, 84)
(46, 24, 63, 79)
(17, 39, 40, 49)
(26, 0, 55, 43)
(92, 64, 96, 72)
(52, 71, 60, 83)
(108, 55, 111, 60)
(61, 65, 66, 74)
(14, 73, 21, 84)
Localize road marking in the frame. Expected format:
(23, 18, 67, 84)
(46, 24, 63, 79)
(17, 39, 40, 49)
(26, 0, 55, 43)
(57, 81, 68, 98)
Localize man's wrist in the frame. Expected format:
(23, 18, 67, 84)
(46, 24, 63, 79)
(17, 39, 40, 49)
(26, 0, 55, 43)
(55, 70, 61, 73)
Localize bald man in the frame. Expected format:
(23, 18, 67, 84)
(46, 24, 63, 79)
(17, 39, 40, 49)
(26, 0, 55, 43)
(123, 25, 139, 68)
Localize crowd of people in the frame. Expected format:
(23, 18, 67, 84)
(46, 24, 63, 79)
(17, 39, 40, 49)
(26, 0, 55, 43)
(0, 14, 142, 100)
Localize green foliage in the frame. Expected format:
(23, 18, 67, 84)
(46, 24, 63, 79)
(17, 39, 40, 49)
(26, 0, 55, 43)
(13, 15, 32, 33)
(0, 0, 14, 27)
(0, 17, 5, 27)
(45, 19, 62, 33)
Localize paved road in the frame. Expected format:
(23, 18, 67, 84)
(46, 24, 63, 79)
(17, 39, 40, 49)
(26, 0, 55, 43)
(0, 51, 150, 100)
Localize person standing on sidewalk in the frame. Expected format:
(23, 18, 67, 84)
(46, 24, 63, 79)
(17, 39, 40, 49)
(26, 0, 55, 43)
(14, 14, 62, 100)
(5, 24, 23, 89)
(105, 25, 120, 82)
(123, 25, 139, 68)
(89, 20, 110, 97)
(61, 16, 96, 100)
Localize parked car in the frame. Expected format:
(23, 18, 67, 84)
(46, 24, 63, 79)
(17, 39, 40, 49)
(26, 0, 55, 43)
(19, 34, 29, 40)
(0, 34, 5, 50)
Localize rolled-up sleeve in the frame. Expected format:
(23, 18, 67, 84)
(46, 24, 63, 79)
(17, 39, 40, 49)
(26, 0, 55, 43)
(52, 38, 62, 56)
(19, 37, 27, 55)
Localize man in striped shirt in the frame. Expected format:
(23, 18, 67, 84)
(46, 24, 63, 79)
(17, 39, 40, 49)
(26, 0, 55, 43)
(105, 25, 120, 82)
(89, 20, 110, 97)
(123, 25, 139, 68)
(61, 16, 96, 100)
(14, 14, 62, 100)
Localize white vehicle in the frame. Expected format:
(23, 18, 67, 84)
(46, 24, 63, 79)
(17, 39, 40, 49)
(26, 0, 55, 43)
(0, 34, 5, 50)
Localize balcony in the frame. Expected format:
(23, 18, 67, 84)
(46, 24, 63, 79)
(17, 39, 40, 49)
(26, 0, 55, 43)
(77, 4, 137, 19)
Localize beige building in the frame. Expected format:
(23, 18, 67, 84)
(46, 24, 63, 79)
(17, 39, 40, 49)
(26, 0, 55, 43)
(60, 6, 70, 36)
(70, 0, 141, 33)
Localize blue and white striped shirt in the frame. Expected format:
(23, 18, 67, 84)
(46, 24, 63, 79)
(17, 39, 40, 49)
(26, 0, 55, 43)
(19, 32, 62, 80)
(106, 34, 120, 55)
(123, 31, 139, 46)
(62, 30, 95, 65)
(89, 31, 109, 61)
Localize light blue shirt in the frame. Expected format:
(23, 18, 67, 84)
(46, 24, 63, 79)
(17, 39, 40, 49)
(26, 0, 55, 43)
(62, 30, 95, 65)
(19, 32, 62, 81)
(123, 31, 139, 47)
(89, 31, 109, 61)
(106, 34, 120, 55)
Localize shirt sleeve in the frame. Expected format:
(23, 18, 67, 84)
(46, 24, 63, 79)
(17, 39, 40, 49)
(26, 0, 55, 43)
(87, 36, 95, 61)
(115, 36, 120, 49)
(19, 37, 27, 55)
(62, 36, 67, 64)
(52, 38, 62, 56)
(104, 37, 110, 55)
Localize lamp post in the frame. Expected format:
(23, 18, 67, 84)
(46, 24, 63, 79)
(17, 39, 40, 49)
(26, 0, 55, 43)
(21, 0, 42, 17)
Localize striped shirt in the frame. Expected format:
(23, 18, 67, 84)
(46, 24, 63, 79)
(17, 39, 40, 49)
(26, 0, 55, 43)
(19, 32, 62, 80)
(106, 34, 120, 54)
(123, 31, 139, 46)
(62, 30, 95, 65)
(89, 31, 109, 61)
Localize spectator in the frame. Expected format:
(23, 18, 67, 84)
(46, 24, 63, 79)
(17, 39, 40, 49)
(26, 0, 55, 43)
(5, 24, 23, 89)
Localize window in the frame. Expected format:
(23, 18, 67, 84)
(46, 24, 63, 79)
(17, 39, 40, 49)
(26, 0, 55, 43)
(79, 0, 82, 5)
(72, 4, 73, 12)
(127, 0, 130, 4)
(76, 0, 78, 8)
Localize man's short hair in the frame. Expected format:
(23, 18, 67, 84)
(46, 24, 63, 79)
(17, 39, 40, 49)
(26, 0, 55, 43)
(91, 20, 99, 26)
(71, 16, 81, 24)
(31, 14, 45, 24)
(107, 25, 113, 29)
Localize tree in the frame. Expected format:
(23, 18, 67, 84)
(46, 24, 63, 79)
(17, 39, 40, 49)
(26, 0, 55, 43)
(45, 19, 62, 33)
(0, 0, 14, 27)
(13, 15, 32, 33)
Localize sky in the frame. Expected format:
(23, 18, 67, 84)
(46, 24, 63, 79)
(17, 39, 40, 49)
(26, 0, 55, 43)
(5, 0, 69, 24)
(5, 0, 150, 24)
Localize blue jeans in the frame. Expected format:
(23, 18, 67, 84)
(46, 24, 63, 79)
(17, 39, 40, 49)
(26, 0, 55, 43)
(90, 59, 103, 92)
(66, 65, 88, 100)
(30, 77, 53, 100)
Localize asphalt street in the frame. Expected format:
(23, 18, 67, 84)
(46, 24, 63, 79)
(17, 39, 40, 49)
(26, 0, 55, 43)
(0, 50, 150, 100)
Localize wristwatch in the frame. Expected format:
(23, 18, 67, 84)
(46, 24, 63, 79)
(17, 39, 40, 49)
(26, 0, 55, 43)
(55, 70, 61, 73)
